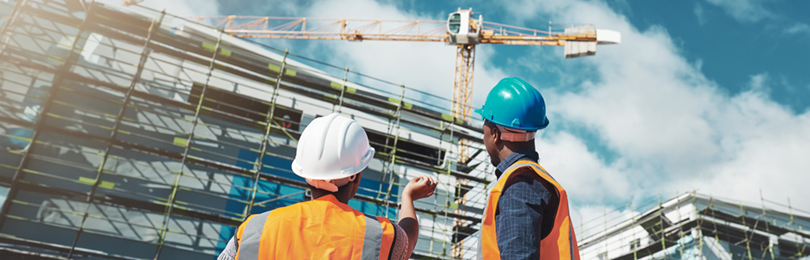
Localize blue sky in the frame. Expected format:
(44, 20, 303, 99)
(115, 0, 810, 225)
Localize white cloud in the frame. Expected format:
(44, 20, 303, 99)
(497, 0, 810, 224)
(748, 73, 769, 92)
(704, 0, 773, 23)
(535, 131, 631, 205)
(694, 3, 707, 26)
(784, 23, 810, 36)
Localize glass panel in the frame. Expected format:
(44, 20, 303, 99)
(448, 13, 461, 33)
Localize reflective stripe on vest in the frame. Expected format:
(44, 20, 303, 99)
(238, 212, 270, 260)
(234, 195, 395, 260)
(362, 214, 383, 260)
(479, 160, 581, 260)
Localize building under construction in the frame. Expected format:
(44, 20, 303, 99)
(0, 0, 493, 259)
(6, 1, 808, 260)
(576, 192, 810, 260)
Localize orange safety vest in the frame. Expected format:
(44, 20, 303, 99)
(234, 194, 396, 260)
(480, 160, 581, 260)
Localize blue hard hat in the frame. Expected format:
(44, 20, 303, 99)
(474, 77, 549, 131)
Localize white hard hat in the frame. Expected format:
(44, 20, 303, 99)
(291, 113, 375, 181)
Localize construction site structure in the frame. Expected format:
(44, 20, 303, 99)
(0, 0, 501, 258)
(572, 192, 810, 260)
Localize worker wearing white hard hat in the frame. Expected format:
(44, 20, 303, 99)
(218, 113, 437, 260)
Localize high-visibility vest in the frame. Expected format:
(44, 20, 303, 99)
(234, 194, 396, 260)
(479, 160, 581, 260)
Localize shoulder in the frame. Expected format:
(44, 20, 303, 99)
(503, 168, 553, 193)
(263, 199, 321, 218)
(501, 167, 558, 205)
(242, 202, 306, 229)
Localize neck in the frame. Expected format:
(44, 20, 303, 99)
(311, 189, 352, 204)
(497, 142, 535, 164)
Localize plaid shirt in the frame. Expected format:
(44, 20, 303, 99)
(493, 149, 558, 260)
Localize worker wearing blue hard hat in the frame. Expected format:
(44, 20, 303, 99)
(476, 78, 581, 260)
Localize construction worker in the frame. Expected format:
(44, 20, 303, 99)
(218, 113, 437, 260)
(475, 78, 580, 259)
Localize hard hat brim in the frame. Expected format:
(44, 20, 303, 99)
(475, 107, 548, 131)
(292, 147, 375, 180)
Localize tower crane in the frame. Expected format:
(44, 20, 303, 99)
(187, 10, 621, 162)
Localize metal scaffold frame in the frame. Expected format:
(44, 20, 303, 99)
(575, 191, 810, 260)
(0, 0, 495, 259)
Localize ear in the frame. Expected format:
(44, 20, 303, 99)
(350, 172, 363, 197)
(490, 126, 501, 145)
(353, 172, 363, 185)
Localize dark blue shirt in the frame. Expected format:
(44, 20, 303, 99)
(494, 149, 559, 260)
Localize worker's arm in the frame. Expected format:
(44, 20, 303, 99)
(495, 171, 552, 260)
(217, 236, 238, 260)
(399, 175, 437, 257)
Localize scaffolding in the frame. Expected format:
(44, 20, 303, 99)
(576, 192, 810, 260)
(0, 0, 494, 259)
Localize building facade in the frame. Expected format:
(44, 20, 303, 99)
(577, 193, 810, 260)
(0, 0, 492, 259)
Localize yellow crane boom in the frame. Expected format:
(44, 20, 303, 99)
(186, 12, 619, 157)
(189, 15, 599, 44)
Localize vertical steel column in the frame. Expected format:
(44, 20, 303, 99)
(152, 31, 226, 259)
(738, 202, 754, 259)
(242, 49, 288, 220)
(374, 80, 396, 204)
(759, 190, 776, 260)
(66, 11, 165, 259)
(658, 195, 665, 254)
(708, 197, 728, 259)
(333, 66, 349, 113)
(445, 96, 459, 258)
(630, 194, 638, 260)
(375, 119, 393, 202)
(452, 168, 470, 255)
(0, 0, 95, 230)
(676, 193, 685, 257)
(379, 85, 405, 218)
(788, 197, 806, 258)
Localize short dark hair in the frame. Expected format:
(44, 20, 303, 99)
(484, 119, 499, 135)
